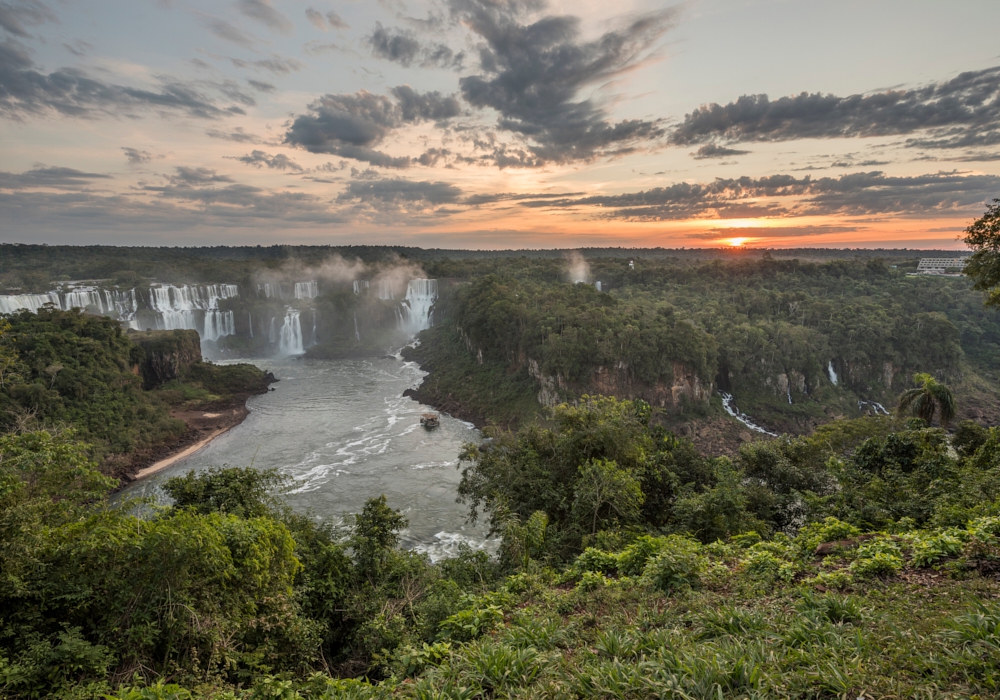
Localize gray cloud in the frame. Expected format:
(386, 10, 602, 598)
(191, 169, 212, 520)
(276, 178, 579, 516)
(238, 0, 294, 34)
(449, 0, 676, 167)
(0, 39, 245, 120)
(122, 147, 152, 165)
(202, 17, 258, 47)
(284, 87, 461, 168)
(205, 126, 264, 143)
(337, 177, 463, 206)
(305, 8, 348, 31)
(248, 79, 276, 92)
(231, 149, 303, 171)
(390, 85, 461, 122)
(0, 0, 56, 38)
(670, 65, 1000, 152)
(513, 170, 1000, 221)
(230, 54, 303, 74)
(367, 22, 464, 69)
(0, 165, 111, 189)
(683, 225, 862, 240)
(166, 166, 234, 186)
(62, 40, 92, 57)
(692, 143, 749, 159)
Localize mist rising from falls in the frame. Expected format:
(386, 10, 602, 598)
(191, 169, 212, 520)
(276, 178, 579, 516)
(400, 279, 438, 334)
(278, 308, 304, 356)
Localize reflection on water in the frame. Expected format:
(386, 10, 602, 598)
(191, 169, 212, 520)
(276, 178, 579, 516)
(120, 356, 494, 560)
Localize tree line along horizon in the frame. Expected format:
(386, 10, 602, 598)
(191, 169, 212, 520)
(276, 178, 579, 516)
(0, 202, 999, 697)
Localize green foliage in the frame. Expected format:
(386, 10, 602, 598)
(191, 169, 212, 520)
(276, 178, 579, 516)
(163, 467, 288, 519)
(0, 309, 184, 455)
(963, 198, 1000, 307)
(897, 372, 957, 427)
(641, 535, 705, 593)
(850, 538, 904, 578)
(350, 495, 408, 575)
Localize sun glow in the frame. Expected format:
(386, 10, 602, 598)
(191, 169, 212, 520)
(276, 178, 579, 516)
(727, 237, 750, 247)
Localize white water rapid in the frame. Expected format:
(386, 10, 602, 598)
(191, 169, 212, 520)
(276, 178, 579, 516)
(400, 279, 438, 334)
(858, 400, 890, 416)
(278, 308, 304, 355)
(720, 392, 779, 436)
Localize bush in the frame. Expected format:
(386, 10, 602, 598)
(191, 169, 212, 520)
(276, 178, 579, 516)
(641, 536, 704, 593)
(797, 517, 862, 553)
(617, 535, 669, 576)
(907, 530, 965, 568)
(850, 539, 904, 578)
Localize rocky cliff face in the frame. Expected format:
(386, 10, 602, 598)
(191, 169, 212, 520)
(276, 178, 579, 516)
(129, 329, 202, 388)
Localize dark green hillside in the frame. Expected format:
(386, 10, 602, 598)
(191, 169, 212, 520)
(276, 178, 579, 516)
(411, 255, 1000, 436)
(0, 309, 184, 454)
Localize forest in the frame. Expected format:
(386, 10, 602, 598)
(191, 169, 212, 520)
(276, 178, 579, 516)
(3, 211, 1000, 697)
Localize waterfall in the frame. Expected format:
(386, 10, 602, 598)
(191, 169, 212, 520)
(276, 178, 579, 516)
(0, 288, 139, 324)
(294, 281, 319, 299)
(258, 283, 281, 298)
(203, 310, 235, 342)
(400, 279, 438, 334)
(787, 387, 793, 404)
(859, 400, 890, 416)
(720, 392, 778, 436)
(354, 312, 360, 342)
(268, 317, 277, 343)
(248, 312, 253, 338)
(827, 360, 838, 386)
(353, 280, 369, 295)
(377, 280, 395, 300)
(278, 308, 304, 355)
(311, 309, 317, 346)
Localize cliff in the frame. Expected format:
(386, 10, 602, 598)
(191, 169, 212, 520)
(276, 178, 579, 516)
(129, 329, 202, 388)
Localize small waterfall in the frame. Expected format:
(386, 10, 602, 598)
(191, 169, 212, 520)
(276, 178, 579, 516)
(353, 280, 369, 295)
(354, 312, 360, 342)
(595, 281, 602, 292)
(294, 281, 319, 299)
(0, 288, 139, 324)
(787, 387, 793, 404)
(248, 312, 254, 338)
(377, 280, 395, 300)
(268, 317, 277, 343)
(258, 283, 281, 298)
(311, 309, 317, 346)
(720, 392, 778, 436)
(858, 400, 890, 416)
(400, 279, 438, 334)
(827, 360, 838, 386)
(203, 310, 235, 342)
(278, 308, 304, 355)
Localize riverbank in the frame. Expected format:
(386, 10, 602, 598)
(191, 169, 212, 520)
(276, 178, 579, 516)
(114, 379, 275, 485)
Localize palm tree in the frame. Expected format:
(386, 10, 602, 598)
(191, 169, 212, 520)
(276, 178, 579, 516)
(897, 373, 957, 427)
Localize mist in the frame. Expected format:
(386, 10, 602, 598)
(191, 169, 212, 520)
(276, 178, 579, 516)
(565, 251, 591, 284)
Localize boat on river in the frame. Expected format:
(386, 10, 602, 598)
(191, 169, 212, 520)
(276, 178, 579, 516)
(420, 413, 440, 428)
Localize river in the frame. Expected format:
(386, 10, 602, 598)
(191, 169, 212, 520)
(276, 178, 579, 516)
(121, 354, 493, 561)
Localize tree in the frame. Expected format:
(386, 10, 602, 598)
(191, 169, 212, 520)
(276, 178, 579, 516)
(897, 373, 957, 427)
(350, 494, 407, 574)
(963, 198, 1000, 307)
(572, 458, 644, 535)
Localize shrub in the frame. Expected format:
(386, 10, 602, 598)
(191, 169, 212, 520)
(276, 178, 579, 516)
(908, 530, 965, 567)
(801, 570, 854, 590)
(797, 517, 862, 553)
(571, 547, 620, 577)
(641, 536, 704, 593)
(576, 570, 612, 592)
(742, 550, 796, 584)
(850, 539, 903, 578)
(617, 535, 670, 576)
(438, 604, 504, 642)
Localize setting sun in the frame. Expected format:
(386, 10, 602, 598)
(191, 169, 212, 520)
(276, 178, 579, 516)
(727, 237, 750, 247)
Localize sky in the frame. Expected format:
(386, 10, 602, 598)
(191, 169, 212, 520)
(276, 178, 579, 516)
(1, 0, 999, 249)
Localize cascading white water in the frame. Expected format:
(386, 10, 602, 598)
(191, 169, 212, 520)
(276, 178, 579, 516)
(258, 283, 281, 298)
(269, 317, 277, 343)
(353, 280, 369, 295)
(858, 400, 890, 416)
(354, 312, 360, 342)
(377, 280, 395, 300)
(400, 279, 438, 334)
(278, 308, 304, 355)
(311, 309, 317, 346)
(294, 281, 319, 299)
(0, 293, 61, 314)
(827, 360, 839, 386)
(146, 284, 238, 341)
(720, 392, 778, 436)
(248, 312, 254, 338)
(0, 288, 139, 326)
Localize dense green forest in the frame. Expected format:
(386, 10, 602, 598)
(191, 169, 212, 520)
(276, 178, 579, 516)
(408, 255, 999, 436)
(0, 310, 270, 467)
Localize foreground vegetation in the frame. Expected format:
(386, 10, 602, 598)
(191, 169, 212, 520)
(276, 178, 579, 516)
(4, 385, 1000, 697)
